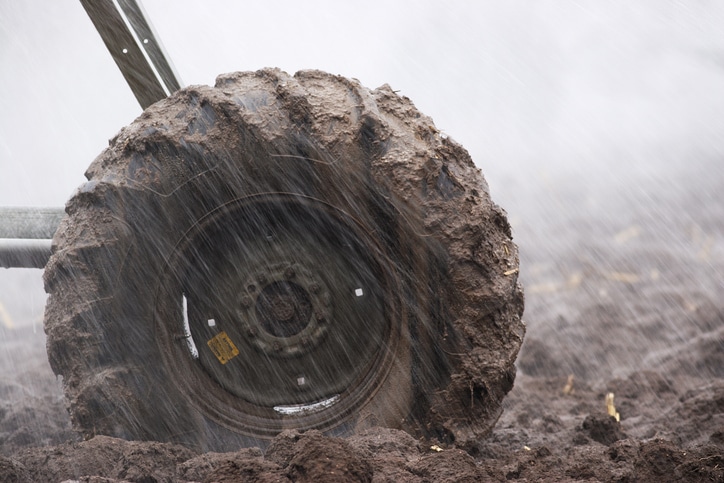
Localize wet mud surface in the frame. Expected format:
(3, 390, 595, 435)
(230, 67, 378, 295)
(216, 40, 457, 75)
(2, 87, 723, 481)
(2, 329, 722, 482)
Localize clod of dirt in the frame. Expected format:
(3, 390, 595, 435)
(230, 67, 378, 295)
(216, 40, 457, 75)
(409, 448, 488, 482)
(8, 435, 196, 483)
(625, 439, 724, 483)
(581, 413, 628, 445)
(201, 455, 287, 483)
(284, 431, 372, 483)
(0, 456, 30, 483)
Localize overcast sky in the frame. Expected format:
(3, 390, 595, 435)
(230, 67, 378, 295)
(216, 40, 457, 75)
(1, 0, 722, 209)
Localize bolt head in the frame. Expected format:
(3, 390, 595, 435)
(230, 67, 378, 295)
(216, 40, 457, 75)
(240, 295, 254, 308)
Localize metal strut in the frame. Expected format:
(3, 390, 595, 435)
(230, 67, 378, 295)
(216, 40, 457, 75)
(0, 208, 65, 268)
(1, 1, 183, 269)
(79, 0, 183, 109)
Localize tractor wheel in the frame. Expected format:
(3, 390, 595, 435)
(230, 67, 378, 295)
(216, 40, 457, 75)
(43, 69, 524, 451)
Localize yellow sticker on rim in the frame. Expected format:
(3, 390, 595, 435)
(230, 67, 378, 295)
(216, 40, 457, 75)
(207, 331, 240, 364)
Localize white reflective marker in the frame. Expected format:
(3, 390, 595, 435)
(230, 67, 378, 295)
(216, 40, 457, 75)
(182, 295, 199, 359)
(355, 288, 364, 297)
(208, 318, 216, 327)
(297, 376, 306, 386)
(274, 395, 340, 415)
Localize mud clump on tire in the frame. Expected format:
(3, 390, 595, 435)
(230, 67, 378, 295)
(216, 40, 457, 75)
(44, 68, 524, 451)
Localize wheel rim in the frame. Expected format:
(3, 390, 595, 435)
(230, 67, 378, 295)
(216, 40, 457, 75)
(154, 194, 403, 436)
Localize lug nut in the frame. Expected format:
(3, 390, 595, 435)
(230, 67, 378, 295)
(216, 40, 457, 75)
(309, 283, 320, 294)
(284, 267, 296, 279)
(240, 295, 253, 308)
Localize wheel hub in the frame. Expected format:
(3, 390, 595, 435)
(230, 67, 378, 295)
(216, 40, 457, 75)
(157, 194, 401, 432)
(240, 264, 331, 357)
(260, 287, 299, 325)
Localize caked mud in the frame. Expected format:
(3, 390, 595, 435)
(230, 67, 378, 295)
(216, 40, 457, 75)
(40, 69, 523, 450)
(2, 323, 722, 481)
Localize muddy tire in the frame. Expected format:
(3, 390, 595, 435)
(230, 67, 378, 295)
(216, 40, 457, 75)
(43, 69, 524, 451)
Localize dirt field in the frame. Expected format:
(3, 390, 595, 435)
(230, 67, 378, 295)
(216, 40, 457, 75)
(1, 139, 722, 482)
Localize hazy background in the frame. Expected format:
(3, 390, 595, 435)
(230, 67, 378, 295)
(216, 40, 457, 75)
(1, 0, 723, 333)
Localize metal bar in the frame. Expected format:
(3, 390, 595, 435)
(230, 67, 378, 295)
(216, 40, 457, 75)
(0, 239, 53, 269)
(79, 0, 182, 109)
(0, 208, 63, 268)
(0, 207, 64, 239)
(117, 0, 182, 93)
(2, 2, 182, 268)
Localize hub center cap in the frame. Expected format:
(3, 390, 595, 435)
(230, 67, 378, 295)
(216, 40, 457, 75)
(239, 263, 331, 357)
(256, 281, 312, 337)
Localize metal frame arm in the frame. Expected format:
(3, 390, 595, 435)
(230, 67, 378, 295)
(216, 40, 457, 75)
(0, 208, 64, 268)
(1, 2, 183, 269)
(79, 0, 182, 109)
